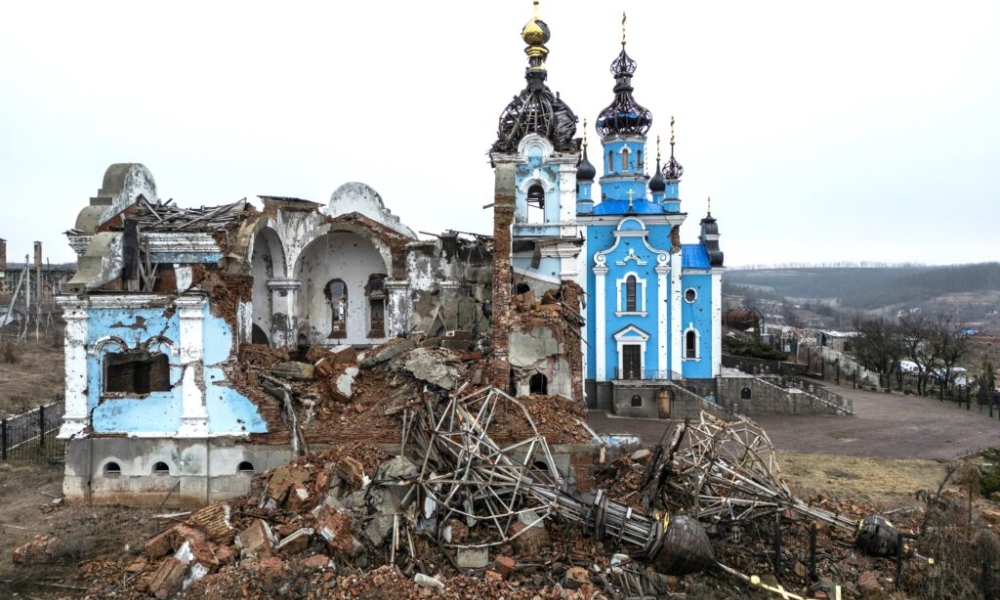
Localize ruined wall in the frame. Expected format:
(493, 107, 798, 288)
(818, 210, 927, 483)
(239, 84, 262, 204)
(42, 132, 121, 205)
(81, 296, 266, 436)
(295, 231, 389, 347)
(404, 238, 492, 338)
(63, 438, 293, 507)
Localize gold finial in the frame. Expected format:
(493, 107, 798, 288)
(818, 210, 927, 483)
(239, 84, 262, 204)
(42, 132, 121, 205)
(621, 12, 627, 46)
(670, 116, 676, 152)
(522, 0, 550, 50)
(656, 135, 661, 163)
(582, 118, 589, 148)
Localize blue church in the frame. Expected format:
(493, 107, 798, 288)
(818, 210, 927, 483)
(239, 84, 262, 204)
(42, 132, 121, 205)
(490, 3, 725, 411)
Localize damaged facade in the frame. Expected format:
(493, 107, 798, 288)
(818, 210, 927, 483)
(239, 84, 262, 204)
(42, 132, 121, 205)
(55, 3, 727, 503)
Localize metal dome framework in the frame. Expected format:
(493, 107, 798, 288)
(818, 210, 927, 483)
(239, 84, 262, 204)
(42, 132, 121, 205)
(596, 47, 652, 137)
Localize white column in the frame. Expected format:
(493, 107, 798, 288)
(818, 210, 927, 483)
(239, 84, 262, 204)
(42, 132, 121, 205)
(594, 258, 609, 381)
(655, 255, 669, 377)
(712, 270, 723, 376)
(57, 298, 88, 439)
(670, 252, 683, 378)
(176, 295, 208, 437)
(267, 278, 300, 348)
(385, 280, 410, 338)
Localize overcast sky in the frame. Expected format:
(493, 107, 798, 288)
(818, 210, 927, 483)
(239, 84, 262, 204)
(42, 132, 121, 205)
(1, 1, 997, 267)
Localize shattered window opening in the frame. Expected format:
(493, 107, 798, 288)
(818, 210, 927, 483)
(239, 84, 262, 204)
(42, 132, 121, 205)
(529, 373, 548, 395)
(325, 279, 348, 339)
(366, 275, 386, 338)
(104, 351, 170, 395)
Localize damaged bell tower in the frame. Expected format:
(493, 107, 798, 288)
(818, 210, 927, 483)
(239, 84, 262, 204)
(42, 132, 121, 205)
(488, 0, 585, 403)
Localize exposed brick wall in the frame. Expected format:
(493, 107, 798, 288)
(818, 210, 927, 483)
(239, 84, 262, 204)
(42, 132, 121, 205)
(490, 164, 516, 390)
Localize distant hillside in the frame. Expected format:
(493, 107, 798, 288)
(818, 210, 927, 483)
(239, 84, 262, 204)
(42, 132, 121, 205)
(723, 263, 1000, 310)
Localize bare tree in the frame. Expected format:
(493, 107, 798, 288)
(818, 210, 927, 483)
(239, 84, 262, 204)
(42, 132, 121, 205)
(852, 316, 903, 392)
(923, 315, 972, 400)
(899, 315, 934, 396)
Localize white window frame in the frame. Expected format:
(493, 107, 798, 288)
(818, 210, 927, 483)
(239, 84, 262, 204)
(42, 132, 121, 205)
(684, 287, 698, 303)
(683, 325, 700, 360)
(616, 271, 647, 316)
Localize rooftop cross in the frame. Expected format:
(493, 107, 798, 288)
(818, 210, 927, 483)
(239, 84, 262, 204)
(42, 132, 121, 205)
(627, 188, 635, 210)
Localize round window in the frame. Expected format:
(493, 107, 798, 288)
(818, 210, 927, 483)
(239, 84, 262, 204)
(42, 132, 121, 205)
(684, 288, 697, 303)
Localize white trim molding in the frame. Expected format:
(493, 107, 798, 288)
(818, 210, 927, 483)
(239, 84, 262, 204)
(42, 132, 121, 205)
(614, 325, 650, 377)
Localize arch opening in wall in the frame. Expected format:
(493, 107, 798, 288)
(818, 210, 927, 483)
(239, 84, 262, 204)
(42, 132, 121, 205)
(621, 147, 630, 171)
(152, 461, 170, 475)
(685, 330, 698, 359)
(325, 279, 348, 338)
(515, 283, 531, 295)
(631, 394, 642, 407)
(608, 151, 613, 172)
(237, 461, 256, 474)
(366, 275, 386, 338)
(251, 324, 269, 345)
(529, 373, 548, 395)
(741, 387, 752, 400)
(105, 351, 170, 395)
(104, 462, 122, 478)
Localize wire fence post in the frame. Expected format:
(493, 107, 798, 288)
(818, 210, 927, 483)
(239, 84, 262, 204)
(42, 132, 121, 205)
(1, 418, 7, 461)
(38, 404, 45, 449)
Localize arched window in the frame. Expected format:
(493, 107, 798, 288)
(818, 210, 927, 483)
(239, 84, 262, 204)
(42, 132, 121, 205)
(621, 148, 630, 171)
(637, 150, 643, 171)
(631, 394, 643, 407)
(529, 373, 548, 395)
(325, 279, 347, 338)
(608, 151, 614, 171)
(685, 330, 698, 359)
(740, 387, 753, 400)
(104, 462, 122, 478)
(152, 461, 170, 475)
(366, 275, 386, 338)
(527, 184, 545, 210)
(625, 275, 637, 312)
(237, 461, 255, 475)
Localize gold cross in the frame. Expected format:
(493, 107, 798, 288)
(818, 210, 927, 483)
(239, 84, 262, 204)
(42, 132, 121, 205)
(627, 188, 635, 201)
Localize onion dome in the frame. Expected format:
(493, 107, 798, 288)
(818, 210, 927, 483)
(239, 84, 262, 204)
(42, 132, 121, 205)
(595, 13, 652, 137)
(662, 116, 684, 180)
(648, 135, 666, 193)
(493, 1, 578, 153)
(577, 123, 596, 181)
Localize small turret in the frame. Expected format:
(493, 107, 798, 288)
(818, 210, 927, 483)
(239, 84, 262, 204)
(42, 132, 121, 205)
(576, 120, 596, 214)
(700, 197, 724, 267)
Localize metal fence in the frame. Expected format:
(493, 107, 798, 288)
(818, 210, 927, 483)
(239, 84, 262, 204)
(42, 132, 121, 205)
(0, 394, 65, 462)
(613, 369, 684, 381)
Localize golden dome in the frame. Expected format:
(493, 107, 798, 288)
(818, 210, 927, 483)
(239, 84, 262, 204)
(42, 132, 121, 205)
(521, 1, 550, 46)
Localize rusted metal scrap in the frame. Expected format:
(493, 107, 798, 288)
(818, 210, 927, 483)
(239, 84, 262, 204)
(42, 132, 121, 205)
(390, 386, 716, 575)
(647, 411, 914, 558)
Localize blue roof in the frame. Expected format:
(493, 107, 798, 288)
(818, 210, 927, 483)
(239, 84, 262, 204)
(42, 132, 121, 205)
(682, 244, 711, 269)
(592, 199, 665, 216)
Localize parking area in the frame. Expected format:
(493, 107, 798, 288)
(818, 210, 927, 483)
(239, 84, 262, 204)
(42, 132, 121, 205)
(588, 382, 1000, 460)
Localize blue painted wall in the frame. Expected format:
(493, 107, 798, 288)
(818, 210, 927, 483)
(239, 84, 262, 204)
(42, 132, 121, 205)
(86, 301, 266, 435)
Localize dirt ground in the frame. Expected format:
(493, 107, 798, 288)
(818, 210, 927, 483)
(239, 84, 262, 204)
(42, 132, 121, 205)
(0, 461, 158, 599)
(0, 320, 66, 417)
